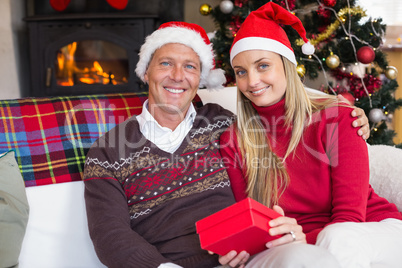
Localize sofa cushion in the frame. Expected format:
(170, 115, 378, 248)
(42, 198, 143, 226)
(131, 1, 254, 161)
(0, 92, 203, 187)
(0, 150, 29, 267)
(368, 144, 402, 212)
(20, 181, 106, 268)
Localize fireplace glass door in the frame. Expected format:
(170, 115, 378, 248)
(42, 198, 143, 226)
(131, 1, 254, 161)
(55, 40, 129, 87)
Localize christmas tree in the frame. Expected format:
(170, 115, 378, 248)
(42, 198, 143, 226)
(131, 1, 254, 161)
(202, 0, 402, 147)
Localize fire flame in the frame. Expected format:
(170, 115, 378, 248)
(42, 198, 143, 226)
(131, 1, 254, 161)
(56, 41, 125, 86)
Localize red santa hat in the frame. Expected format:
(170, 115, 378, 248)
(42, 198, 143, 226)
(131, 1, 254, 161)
(135, 21, 226, 89)
(230, 2, 315, 66)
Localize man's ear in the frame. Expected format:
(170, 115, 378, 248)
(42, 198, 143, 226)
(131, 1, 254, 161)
(144, 71, 149, 84)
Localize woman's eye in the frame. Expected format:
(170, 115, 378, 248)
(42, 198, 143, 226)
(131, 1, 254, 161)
(259, 63, 268, 69)
(236, 70, 246, 76)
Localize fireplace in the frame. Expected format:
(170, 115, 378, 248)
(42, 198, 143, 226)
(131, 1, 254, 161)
(25, 0, 184, 97)
(25, 14, 157, 97)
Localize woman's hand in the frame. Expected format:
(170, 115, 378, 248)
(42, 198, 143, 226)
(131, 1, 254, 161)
(209, 250, 250, 268)
(265, 205, 306, 249)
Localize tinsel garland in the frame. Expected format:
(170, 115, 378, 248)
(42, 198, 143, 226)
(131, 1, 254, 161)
(331, 69, 382, 99)
(296, 6, 366, 46)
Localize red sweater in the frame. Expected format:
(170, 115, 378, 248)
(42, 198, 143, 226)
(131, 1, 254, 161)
(220, 98, 402, 244)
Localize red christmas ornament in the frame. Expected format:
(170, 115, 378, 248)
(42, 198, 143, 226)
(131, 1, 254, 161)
(323, 0, 337, 7)
(338, 91, 355, 105)
(106, 0, 128, 10)
(357, 46, 375, 64)
(49, 0, 71, 11)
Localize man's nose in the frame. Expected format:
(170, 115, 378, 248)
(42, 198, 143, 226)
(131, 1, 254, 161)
(170, 65, 185, 81)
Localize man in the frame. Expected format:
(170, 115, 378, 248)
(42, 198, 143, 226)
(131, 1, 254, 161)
(83, 21, 369, 268)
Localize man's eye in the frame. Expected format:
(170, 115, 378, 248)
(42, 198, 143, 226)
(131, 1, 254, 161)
(161, 62, 170, 66)
(186, 64, 196, 69)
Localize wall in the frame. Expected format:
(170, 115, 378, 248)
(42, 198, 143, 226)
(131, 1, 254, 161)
(0, 0, 27, 99)
(381, 26, 402, 144)
(184, 0, 220, 33)
(388, 50, 402, 144)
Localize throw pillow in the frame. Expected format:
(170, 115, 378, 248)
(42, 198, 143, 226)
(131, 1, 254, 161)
(0, 151, 30, 268)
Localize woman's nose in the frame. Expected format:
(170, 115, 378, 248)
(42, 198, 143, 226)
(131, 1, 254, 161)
(247, 70, 260, 87)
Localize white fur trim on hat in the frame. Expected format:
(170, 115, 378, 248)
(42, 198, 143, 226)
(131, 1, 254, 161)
(230, 37, 297, 66)
(204, 68, 226, 89)
(302, 41, 315, 55)
(135, 26, 226, 89)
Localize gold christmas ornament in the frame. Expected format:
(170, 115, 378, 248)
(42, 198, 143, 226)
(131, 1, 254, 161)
(385, 66, 398, 80)
(199, 4, 212, 16)
(296, 64, 306, 77)
(326, 54, 340, 69)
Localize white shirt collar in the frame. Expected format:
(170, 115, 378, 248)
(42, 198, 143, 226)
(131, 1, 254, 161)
(137, 100, 196, 153)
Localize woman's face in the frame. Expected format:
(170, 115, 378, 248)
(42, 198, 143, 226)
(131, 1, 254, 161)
(232, 50, 287, 107)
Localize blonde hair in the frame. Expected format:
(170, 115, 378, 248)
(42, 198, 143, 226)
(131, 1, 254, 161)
(236, 56, 341, 207)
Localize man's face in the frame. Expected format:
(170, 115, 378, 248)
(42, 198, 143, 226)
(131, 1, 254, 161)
(144, 43, 201, 121)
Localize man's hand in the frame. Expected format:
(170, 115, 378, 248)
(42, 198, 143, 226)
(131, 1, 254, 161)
(351, 107, 370, 140)
(209, 250, 250, 268)
(337, 94, 370, 140)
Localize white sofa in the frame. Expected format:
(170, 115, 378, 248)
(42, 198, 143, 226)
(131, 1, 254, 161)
(19, 87, 402, 267)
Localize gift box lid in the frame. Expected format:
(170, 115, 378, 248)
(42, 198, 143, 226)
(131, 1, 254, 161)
(196, 197, 280, 233)
(196, 197, 282, 255)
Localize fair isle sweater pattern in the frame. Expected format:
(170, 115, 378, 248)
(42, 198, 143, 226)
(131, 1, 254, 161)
(84, 104, 236, 220)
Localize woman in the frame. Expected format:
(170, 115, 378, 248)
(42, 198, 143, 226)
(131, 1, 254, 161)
(218, 2, 402, 268)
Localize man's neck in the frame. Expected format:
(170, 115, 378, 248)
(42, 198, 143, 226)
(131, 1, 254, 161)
(153, 112, 185, 131)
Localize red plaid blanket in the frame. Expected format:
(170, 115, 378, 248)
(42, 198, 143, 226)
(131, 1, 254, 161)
(0, 93, 202, 187)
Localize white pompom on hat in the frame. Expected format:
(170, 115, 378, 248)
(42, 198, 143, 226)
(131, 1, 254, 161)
(135, 21, 226, 89)
(230, 2, 315, 66)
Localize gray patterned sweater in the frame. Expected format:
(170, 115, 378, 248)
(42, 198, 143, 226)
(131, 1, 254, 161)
(84, 103, 236, 268)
